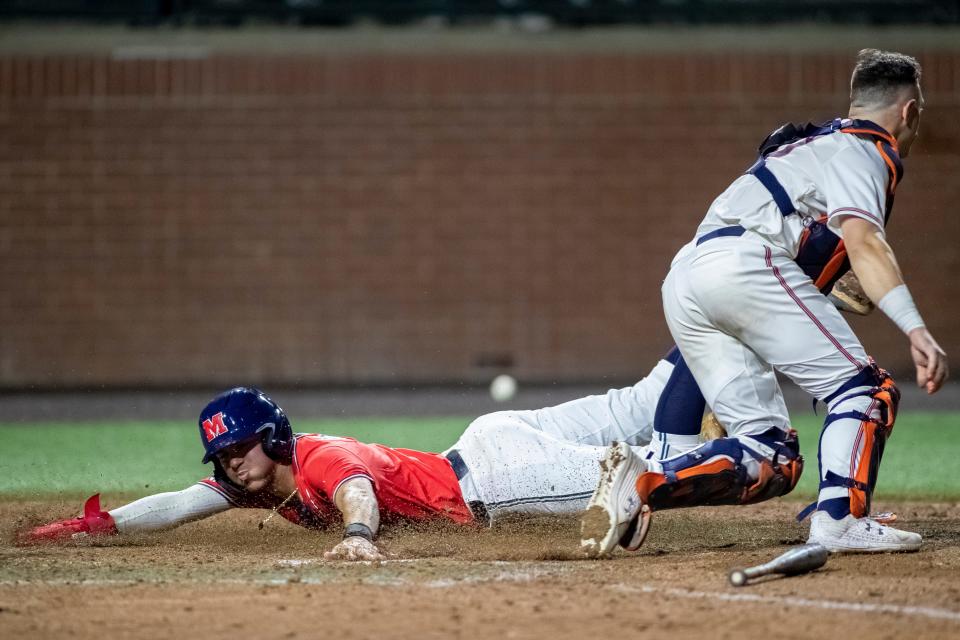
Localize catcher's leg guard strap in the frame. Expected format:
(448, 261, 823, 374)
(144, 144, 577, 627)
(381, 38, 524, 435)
(800, 363, 899, 521)
(822, 361, 899, 430)
(636, 428, 803, 511)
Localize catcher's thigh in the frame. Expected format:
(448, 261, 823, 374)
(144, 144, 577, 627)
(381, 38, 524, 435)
(663, 240, 867, 433)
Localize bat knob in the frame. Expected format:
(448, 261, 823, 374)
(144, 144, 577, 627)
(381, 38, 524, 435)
(729, 569, 747, 587)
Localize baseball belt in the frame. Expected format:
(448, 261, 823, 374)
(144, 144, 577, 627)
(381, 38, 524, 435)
(445, 449, 489, 525)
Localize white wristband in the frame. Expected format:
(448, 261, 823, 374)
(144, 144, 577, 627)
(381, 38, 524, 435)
(877, 284, 925, 335)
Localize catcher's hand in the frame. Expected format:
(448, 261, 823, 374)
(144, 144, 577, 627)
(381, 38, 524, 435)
(828, 272, 874, 316)
(324, 535, 386, 562)
(909, 326, 948, 394)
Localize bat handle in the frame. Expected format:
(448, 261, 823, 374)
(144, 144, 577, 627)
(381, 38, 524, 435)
(728, 569, 748, 587)
(728, 564, 769, 587)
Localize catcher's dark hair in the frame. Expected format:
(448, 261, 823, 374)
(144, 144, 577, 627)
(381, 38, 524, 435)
(850, 49, 922, 108)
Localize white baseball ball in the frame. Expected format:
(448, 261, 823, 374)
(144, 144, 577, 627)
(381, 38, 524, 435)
(489, 374, 518, 402)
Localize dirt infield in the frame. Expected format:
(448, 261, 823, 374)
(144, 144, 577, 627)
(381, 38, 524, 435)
(2, 499, 959, 639)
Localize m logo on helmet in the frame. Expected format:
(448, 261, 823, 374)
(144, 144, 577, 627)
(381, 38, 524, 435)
(202, 412, 229, 442)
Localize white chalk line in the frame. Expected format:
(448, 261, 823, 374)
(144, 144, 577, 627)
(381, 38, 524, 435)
(274, 558, 423, 568)
(0, 573, 556, 588)
(611, 584, 960, 623)
(0, 559, 572, 588)
(8, 564, 955, 623)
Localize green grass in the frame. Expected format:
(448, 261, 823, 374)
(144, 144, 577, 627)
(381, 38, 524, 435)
(1, 413, 957, 499)
(0, 418, 471, 496)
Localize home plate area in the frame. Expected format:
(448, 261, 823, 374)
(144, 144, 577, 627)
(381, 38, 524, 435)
(2, 500, 959, 639)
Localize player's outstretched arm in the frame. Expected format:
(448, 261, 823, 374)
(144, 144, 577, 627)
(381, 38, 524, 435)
(19, 483, 233, 543)
(109, 483, 233, 533)
(841, 216, 948, 393)
(323, 477, 385, 561)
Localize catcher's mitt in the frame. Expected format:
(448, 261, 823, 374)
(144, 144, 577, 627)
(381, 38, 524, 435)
(828, 271, 874, 315)
(699, 411, 727, 442)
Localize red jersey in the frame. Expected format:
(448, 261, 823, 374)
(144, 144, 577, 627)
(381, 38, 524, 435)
(199, 434, 474, 528)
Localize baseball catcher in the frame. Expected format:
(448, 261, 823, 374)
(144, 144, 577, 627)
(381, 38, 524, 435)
(581, 49, 947, 559)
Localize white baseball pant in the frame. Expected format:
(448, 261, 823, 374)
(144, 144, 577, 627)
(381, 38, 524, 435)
(661, 236, 887, 512)
(446, 361, 673, 519)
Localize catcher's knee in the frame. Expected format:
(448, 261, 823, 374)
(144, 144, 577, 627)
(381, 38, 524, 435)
(636, 428, 803, 511)
(823, 360, 899, 428)
(817, 362, 899, 518)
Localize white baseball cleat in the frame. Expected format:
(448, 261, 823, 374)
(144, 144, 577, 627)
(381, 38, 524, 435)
(580, 442, 651, 558)
(807, 511, 921, 553)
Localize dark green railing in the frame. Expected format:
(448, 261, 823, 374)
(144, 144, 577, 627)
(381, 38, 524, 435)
(1, 0, 958, 26)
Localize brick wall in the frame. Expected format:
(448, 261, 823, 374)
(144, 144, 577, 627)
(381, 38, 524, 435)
(1, 50, 958, 387)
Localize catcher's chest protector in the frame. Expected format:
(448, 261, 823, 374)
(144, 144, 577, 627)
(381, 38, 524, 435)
(749, 118, 903, 294)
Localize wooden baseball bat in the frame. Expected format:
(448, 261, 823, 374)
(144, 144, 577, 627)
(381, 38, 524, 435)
(729, 543, 828, 587)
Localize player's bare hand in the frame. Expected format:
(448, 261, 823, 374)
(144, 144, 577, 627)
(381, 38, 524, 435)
(323, 536, 385, 562)
(908, 327, 948, 394)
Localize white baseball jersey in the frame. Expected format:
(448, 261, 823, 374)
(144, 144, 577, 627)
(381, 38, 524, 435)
(677, 119, 901, 299)
(695, 123, 892, 254)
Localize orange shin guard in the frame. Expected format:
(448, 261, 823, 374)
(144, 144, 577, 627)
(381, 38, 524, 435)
(635, 430, 803, 511)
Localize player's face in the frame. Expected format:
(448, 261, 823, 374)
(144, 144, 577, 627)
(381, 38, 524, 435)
(217, 439, 276, 493)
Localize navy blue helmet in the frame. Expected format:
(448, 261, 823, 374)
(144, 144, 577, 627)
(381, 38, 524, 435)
(198, 387, 293, 465)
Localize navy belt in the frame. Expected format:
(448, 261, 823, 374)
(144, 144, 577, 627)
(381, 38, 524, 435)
(696, 225, 746, 245)
(444, 450, 489, 524)
(445, 449, 469, 480)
